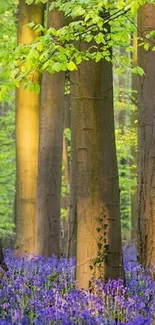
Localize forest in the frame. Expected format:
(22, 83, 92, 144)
(1, 0, 155, 324)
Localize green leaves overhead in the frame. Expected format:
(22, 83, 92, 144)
(0, 0, 153, 94)
(10, 0, 142, 90)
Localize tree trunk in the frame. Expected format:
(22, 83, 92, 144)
(137, 4, 155, 266)
(117, 47, 130, 241)
(63, 135, 70, 186)
(67, 97, 77, 258)
(35, 4, 65, 257)
(15, 0, 43, 255)
(71, 50, 124, 288)
(61, 92, 71, 255)
(130, 32, 138, 240)
(63, 93, 71, 187)
(0, 240, 8, 272)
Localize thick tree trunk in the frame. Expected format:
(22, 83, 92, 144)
(15, 0, 43, 255)
(71, 52, 124, 288)
(35, 4, 65, 257)
(137, 4, 155, 266)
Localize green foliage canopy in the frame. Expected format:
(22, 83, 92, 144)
(5, 0, 150, 94)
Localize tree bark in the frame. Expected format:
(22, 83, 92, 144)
(71, 47, 124, 288)
(137, 4, 155, 266)
(15, 0, 43, 255)
(35, 3, 65, 257)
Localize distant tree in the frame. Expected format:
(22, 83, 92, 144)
(61, 91, 71, 254)
(116, 47, 131, 241)
(130, 31, 137, 240)
(0, 240, 8, 272)
(15, 0, 43, 255)
(67, 95, 77, 259)
(35, 1, 65, 257)
(137, 3, 155, 266)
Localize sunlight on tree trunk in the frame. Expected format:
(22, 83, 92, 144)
(71, 46, 124, 289)
(15, 0, 43, 255)
(137, 3, 155, 266)
(35, 3, 65, 257)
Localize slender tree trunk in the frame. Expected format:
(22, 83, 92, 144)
(35, 4, 65, 257)
(137, 4, 155, 266)
(63, 94, 71, 187)
(67, 98, 77, 258)
(130, 32, 138, 240)
(117, 48, 129, 241)
(63, 136, 70, 186)
(15, 0, 43, 255)
(71, 49, 124, 288)
(0, 240, 8, 272)
(61, 93, 71, 254)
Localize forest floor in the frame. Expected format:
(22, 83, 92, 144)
(0, 244, 154, 325)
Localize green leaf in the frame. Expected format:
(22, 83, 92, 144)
(130, 1, 139, 15)
(95, 33, 104, 44)
(132, 66, 145, 76)
(71, 5, 85, 17)
(28, 21, 35, 28)
(117, 0, 125, 10)
(34, 83, 40, 94)
(144, 43, 150, 51)
(67, 61, 77, 71)
(49, 2, 55, 11)
(23, 80, 30, 89)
